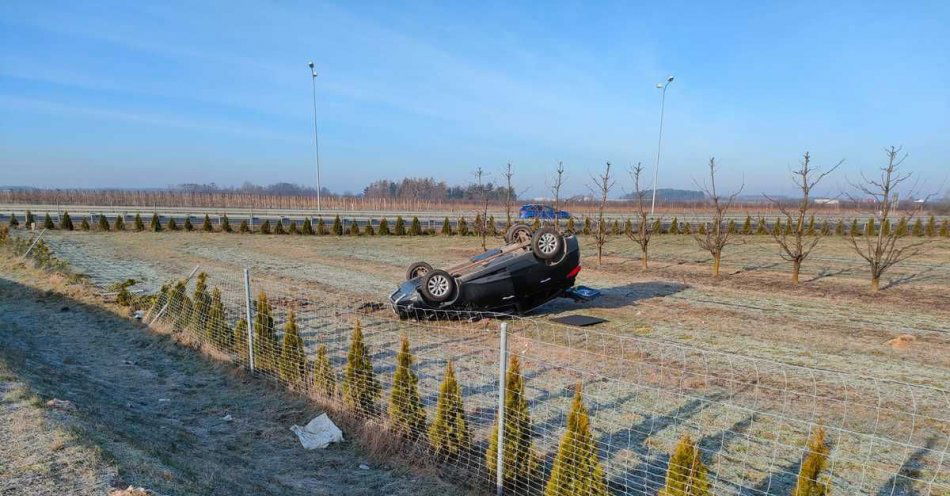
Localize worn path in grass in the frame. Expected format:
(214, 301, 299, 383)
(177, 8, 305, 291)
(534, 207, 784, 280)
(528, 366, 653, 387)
(0, 262, 463, 496)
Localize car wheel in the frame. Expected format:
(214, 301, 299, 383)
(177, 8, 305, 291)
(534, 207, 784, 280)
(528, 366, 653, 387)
(531, 226, 563, 260)
(505, 223, 533, 245)
(420, 269, 458, 303)
(406, 261, 433, 280)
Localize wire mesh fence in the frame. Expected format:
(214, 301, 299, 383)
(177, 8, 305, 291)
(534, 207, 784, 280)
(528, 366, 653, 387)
(133, 263, 948, 496)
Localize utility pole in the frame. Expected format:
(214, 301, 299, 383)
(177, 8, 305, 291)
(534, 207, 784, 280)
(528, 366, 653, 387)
(650, 75, 674, 216)
(308, 61, 322, 212)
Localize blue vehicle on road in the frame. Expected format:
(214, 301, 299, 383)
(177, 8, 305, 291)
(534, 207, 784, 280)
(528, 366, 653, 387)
(518, 204, 571, 220)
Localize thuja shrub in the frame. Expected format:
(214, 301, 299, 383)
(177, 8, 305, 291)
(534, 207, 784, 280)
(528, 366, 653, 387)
(97, 214, 109, 231)
(378, 218, 391, 235)
(44, 212, 56, 230)
(895, 217, 909, 237)
(388, 336, 426, 438)
(865, 218, 876, 237)
(317, 217, 329, 235)
(912, 218, 924, 237)
(806, 214, 816, 235)
(347, 221, 360, 236)
(279, 311, 307, 386)
(260, 219, 272, 234)
(167, 217, 179, 231)
(332, 215, 343, 235)
(288, 221, 299, 234)
(302, 218, 314, 235)
(7, 213, 19, 229)
(772, 217, 783, 236)
(428, 361, 471, 461)
(658, 435, 711, 496)
(364, 222, 375, 235)
(150, 213, 162, 232)
(207, 287, 230, 350)
(410, 216, 423, 236)
(726, 219, 737, 234)
(741, 215, 752, 234)
(669, 217, 680, 234)
(488, 215, 498, 236)
(312, 344, 336, 398)
(25, 210, 35, 227)
(698, 223, 707, 235)
(611, 219, 621, 235)
(820, 220, 831, 235)
(253, 290, 278, 371)
(756, 217, 767, 235)
(582, 217, 592, 235)
(79, 217, 91, 231)
(682, 223, 692, 235)
(221, 215, 232, 233)
(202, 214, 213, 232)
(189, 272, 211, 337)
(60, 211, 74, 230)
(652, 218, 663, 234)
(274, 220, 286, 235)
(565, 217, 576, 233)
(238, 219, 250, 233)
(882, 218, 891, 236)
(850, 219, 860, 236)
(342, 319, 381, 415)
(394, 216, 406, 236)
(835, 220, 845, 236)
(544, 385, 608, 496)
(925, 215, 937, 237)
(486, 355, 540, 494)
(232, 319, 249, 357)
(791, 426, 831, 496)
(114, 215, 125, 231)
(184, 216, 194, 231)
(441, 217, 453, 235)
(458, 217, 469, 236)
(624, 219, 633, 235)
(940, 220, 950, 237)
(531, 217, 541, 230)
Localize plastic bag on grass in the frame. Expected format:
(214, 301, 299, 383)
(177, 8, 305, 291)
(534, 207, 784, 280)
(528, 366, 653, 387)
(290, 413, 343, 449)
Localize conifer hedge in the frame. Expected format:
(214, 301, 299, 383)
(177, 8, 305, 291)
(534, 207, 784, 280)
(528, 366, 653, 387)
(332, 215, 343, 235)
(79, 217, 91, 231)
(659, 435, 710, 496)
(184, 216, 194, 231)
(202, 214, 214, 232)
(150, 213, 162, 232)
(388, 336, 426, 438)
(312, 344, 336, 398)
(486, 355, 539, 494)
(428, 361, 471, 461)
(544, 385, 607, 496)
(260, 219, 272, 234)
(378, 218, 390, 235)
(342, 320, 380, 415)
(279, 311, 306, 385)
(253, 291, 278, 371)
(97, 214, 109, 231)
(410, 216, 423, 236)
(221, 215, 232, 233)
(302, 218, 314, 235)
(60, 211, 74, 230)
(791, 426, 831, 496)
(394, 216, 406, 236)
(274, 220, 286, 235)
(238, 219, 250, 233)
(114, 215, 125, 231)
(44, 212, 55, 230)
(8, 213, 19, 229)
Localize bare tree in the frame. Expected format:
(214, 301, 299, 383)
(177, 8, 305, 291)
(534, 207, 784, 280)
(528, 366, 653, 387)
(764, 152, 842, 283)
(503, 162, 515, 229)
(694, 158, 743, 277)
(627, 162, 656, 269)
(549, 161, 566, 231)
(590, 161, 616, 265)
(473, 167, 491, 251)
(846, 146, 933, 291)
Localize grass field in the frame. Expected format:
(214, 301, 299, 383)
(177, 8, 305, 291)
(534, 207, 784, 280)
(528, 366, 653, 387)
(5, 229, 949, 494)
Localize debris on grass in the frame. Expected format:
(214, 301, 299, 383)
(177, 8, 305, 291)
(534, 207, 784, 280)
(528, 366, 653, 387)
(886, 334, 916, 350)
(45, 398, 77, 412)
(291, 413, 344, 450)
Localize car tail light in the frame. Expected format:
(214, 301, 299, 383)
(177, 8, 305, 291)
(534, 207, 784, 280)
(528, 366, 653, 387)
(566, 265, 581, 278)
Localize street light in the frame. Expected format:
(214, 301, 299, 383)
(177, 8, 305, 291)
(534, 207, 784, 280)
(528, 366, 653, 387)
(650, 75, 674, 216)
(308, 61, 322, 212)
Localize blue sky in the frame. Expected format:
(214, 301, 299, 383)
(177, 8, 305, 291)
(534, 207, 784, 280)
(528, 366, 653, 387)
(1, 1, 947, 197)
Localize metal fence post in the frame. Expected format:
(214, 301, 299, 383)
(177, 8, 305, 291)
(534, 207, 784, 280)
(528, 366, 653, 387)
(146, 265, 200, 325)
(496, 322, 508, 496)
(243, 268, 255, 371)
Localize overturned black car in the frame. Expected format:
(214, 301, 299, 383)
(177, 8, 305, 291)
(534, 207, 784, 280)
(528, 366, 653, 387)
(389, 224, 581, 318)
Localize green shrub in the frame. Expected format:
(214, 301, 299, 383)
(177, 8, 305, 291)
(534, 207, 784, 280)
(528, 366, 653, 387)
(611, 219, 621, 235)
(458, 217, 469, 236)
(232, 319, 248, 357)
(97, 214, 109, 231)
(378, 218, 390, 235)
(202, 214, 213, 232)
(698, 223, 707, 235)
(658, 435, 711, 496)
(260, 219, 272, 234)
(167, 217, 179, 231)
(394, 216, 406, 236)
(347, 221, 360, 236)
(342, 319, 380, 415)
(8, 213, 19, 229)
(410, 216, 423, 236)
(317, 217, 328, 235)
(940, 220, 949, 237)
(275, 220, 287, 235)
(682, 222, 692, 235)
(741, 215, 752, 234)
(791, 426, 831, 496)
(25, 210, 35, 227)
(850, 219, 860, 236)
(669, 217, 680, 234)
(882, 218, 891, 236)
(544, 385, 608, 496)
(726, 219, 737, 234)
(60, 211, 74, 230)
(925, 215, 936, 237)
(184, 216, 194, 231)
(488, 215, 498, 236)
(312, 344, 336, 398)
(253, 290, 278, 371)
(428, 361, 471, 461)
(149, 213, 162, 232)
(221, 215, 232, 233)
(441, 217, 453, 235)
(772, 217, 783, 236)
(894, 217, 909, 237)
(108, 279, 137, 307)
(582, 217, 591, 235)
(364, 222, 375, 235)
(114, 215, 125, 231)
(756, 217, 767, 235)
(332, 215, 343, 235)
(912, 218, 924, 237)
(865, 218, 876, 237)
(652, 218, 663, 234)
(806, 214, 816, 235)
(238, 219, 250, 233)
(486, 355, 540, 493)
(44, 212, 56, 230)
(565, 217, 575, 233)
(820, 220, 831, 235)
(531, 217, 541, 230)
(207, 288, 230, 350)
(388, 336, 426, 438)
(189, 272, 211, 337)
(302, 218, 314, 235)
(835, 220, 845, 235)
(279, 311, 307, 385)
(288, 221, 299, 234)
(624, 219, 633, 235)
(79, 217, 91, 231)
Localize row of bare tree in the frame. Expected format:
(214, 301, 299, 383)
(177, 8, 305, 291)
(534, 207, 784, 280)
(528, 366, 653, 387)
(551, 146, 938, 292)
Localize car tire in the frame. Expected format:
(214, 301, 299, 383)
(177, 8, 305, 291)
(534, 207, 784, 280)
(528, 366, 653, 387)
(420, 269, 458, 303)
(505, 223, 533, 245)
(531, 227, 563, 260)
(406, 261, 433, 280)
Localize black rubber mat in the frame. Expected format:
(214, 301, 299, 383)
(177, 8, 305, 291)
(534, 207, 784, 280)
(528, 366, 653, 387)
(550, 314, 607, 327)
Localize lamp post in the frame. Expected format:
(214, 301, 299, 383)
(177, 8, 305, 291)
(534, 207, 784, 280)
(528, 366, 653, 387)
(308, 61, 322, 212)
(650, 75, 674, 216)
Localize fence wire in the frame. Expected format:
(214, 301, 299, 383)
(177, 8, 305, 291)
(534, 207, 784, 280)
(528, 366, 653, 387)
(134, 264, 949, 496)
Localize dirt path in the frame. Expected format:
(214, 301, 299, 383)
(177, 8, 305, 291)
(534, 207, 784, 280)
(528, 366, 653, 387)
(0, 266, 464, 495)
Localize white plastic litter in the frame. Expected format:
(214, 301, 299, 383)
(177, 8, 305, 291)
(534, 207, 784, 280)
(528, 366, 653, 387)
(290, 413, 343, 450)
